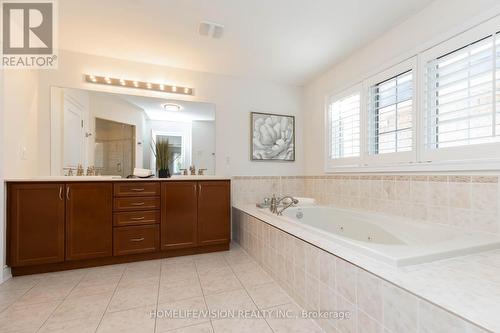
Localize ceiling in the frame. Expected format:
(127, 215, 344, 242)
(59, 0, 434, 85)
(119, 95, 216, 122)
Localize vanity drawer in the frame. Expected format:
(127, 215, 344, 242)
(113, 197, 160, 211)
(113, 210, 160, 227)
(114, 182, 160, 197)
(113, 225, 159, 256)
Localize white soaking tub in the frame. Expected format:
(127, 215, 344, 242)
(261, 206, 500, 266)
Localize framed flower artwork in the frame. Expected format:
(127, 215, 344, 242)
(250, 112, 295, 161)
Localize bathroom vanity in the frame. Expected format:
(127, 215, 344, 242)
(5, 178, 230, 275)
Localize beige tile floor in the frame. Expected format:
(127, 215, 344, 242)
(0, 244, 324, 333)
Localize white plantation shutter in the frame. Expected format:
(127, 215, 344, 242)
(425, 34, 500, 149)
(328, 90, 361, 160)
(496, 33, 500, 137)
(368, 71, 413, 155)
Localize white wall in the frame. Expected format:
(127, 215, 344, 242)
(0, 69, 6, 281)
(31, 50, 303, 177)
(3, 71, 40, 178)
(1, 70, 40, 280)
(192, 121, 216, 175)
(303, 0, 500, 175)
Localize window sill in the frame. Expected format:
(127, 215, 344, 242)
(325, 159, 500, 174)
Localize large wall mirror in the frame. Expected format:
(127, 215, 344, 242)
(50, 87, 216, 176)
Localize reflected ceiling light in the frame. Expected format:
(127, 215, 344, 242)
(84, 74, 194, 95)
(162, 103, 182, 112)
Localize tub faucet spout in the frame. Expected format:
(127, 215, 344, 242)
(276, 196, 299, 216)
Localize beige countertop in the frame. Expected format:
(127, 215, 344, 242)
(4, 175, 231, 182)
(234, 203, 500, 332)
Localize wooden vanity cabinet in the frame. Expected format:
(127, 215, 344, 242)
(65, 183, 113, 260)
(161, 180, 230, 250)
(112, 182, 160, 256)
(7, 183, 65, 267)
(161, 182, 198, 250)
(7, 179, 230, 275)
(198, 181, 231, 246)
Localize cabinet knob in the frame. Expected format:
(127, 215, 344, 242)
(130, 238, 145, 242)
(130, 216, 145, 220)
(130, 188, 145, 192)
(130, 202, 145, 206)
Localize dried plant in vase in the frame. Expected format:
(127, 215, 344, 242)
(151, 138, 171, 178)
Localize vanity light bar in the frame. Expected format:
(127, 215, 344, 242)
(84, 74, 193, 95)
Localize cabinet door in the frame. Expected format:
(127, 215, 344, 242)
(66, 183, 113, 260)
(197, 181, 230, 246)
(161, 182, 198, 250)
(8, 183, 65, 267)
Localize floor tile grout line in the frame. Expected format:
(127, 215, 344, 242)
(4, 246, 317, 333)
(222, 251, 276, 333)
(232, 243, 326, 333)
(153, 260, 163, 333)
(93, 265, 127, 332)
(35, 270, 88, 332)
(193, 254, 216, 333)
(0, 276, 44, 314)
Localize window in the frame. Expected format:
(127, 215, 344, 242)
(327, 85, 361, 165)
(325, 15, 500, 172)
(424, 35, 500, 149)
(368, 71, 413, 155)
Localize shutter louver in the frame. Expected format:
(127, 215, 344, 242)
(368, 71, 413, 155)
(329, 92, 361, 159)
(425, 35, 500, 149)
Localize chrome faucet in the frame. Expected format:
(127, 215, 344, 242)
(270, 194, 279, 214)
(276, 196, 299, 215)
(269, 194, 299, 215)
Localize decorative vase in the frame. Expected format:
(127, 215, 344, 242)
(158, 168, 171, 178)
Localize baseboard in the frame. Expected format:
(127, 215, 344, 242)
(10, 243, 230, 276)
(1, 266, 12, 284)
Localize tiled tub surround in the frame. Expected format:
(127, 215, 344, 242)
(232, 207, 498, 332)
(232, 175, 500, 234)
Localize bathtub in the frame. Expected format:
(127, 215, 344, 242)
(260, 205, 500, 266)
